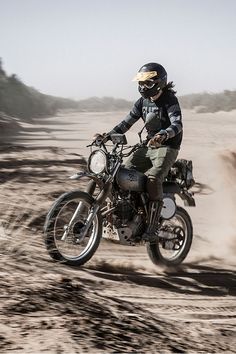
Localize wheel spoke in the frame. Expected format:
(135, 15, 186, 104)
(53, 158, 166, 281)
(158, 216, 187, 260)
(45, 192, 101, 265)
(53, 198, 97, 260)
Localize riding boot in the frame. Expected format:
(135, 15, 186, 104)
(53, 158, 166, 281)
(142, 200, 164, 242)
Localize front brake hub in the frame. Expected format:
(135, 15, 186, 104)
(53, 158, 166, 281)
(72, 221, 85, 242)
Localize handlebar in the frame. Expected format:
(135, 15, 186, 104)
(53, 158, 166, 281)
(87, 134, 148, 157)
(86, 134, 107, 148)
(121, 140, 147, 157)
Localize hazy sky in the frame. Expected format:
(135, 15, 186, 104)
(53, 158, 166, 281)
(1, 0, 236, 100)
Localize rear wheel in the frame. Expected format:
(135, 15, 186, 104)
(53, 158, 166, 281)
(44, 191, 102, 266)
(147, 206, 193, 267)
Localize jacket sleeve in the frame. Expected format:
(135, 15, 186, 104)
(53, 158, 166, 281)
(109, 98, 143, 134)
(165, 96, 183, 139)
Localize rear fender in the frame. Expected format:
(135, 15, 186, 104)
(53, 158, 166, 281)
(163, 182, 195, 207)
(179, 190, 196, 207)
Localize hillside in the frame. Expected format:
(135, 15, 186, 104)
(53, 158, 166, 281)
(0, 59, 133, 122)
(0, 59, 79, 121)
(179, 90, 236, 113)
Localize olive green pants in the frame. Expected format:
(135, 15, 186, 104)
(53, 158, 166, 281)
(125, 146, 179, 200)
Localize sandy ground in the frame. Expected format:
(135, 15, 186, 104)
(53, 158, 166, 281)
(0, 109, 236, 353)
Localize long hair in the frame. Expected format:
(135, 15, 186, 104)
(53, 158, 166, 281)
(165, 81, 177, 94)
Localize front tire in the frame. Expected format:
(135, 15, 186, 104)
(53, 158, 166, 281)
(147, 206, 193, 267)
(44, 190, 102, 266)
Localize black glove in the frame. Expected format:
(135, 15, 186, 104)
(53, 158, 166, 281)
(92, 133, 110, 145)
(148, 130, 168, 148)
(102, 133, 111, 143)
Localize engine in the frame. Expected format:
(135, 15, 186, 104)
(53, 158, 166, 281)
(113, 199, 135, 226)
(103, 195, 145, 245)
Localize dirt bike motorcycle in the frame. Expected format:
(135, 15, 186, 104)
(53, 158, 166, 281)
(44, 114, 195, 267)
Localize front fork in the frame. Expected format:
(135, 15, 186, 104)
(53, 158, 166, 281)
(61, 182, 111, 242)
(61, 178, 99, 241)
(61, 201, 85, 241)
(86, 179, 97, 196)
(79, 181, 112, 242)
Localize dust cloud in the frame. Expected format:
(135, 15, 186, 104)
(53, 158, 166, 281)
(219, 150, 236, 250)
(197, 151, 236, 261)
(178, 110, 236, 264)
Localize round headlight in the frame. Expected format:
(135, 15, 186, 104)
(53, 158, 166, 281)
(88, 150, 107, 174)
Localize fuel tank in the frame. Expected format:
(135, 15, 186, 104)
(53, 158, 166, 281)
(116, 167, 147, 192)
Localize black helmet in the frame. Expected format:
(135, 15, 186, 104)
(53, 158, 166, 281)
(133, 62, 167, 99)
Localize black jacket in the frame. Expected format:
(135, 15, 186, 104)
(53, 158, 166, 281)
(111, 89, 183, 149)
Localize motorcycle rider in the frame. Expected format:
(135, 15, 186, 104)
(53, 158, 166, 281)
(101, 62, 183, 241)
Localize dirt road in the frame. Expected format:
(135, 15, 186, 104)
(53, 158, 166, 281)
(0, 110, 236, 353)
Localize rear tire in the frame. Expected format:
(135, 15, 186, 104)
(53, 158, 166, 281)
(147, 206, 193, 267)
(44, 190, 102, 266)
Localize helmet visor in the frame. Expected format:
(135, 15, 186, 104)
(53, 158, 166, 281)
(133, 70, 158, 81)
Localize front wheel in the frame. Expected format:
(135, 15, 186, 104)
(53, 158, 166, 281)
(44, 191, 102, 266)
(147, 206, 193, 267)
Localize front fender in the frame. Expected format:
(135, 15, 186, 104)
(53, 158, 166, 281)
(70, 171, 104, 192)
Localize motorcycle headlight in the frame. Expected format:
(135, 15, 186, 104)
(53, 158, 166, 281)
(88, 150, 107, 174)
